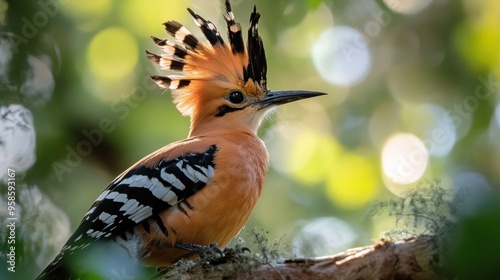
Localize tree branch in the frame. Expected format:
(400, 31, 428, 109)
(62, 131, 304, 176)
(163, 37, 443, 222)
(160, 235, 444, 279)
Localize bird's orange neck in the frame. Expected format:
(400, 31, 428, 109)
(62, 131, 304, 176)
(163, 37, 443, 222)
(188, 112, 263, 139)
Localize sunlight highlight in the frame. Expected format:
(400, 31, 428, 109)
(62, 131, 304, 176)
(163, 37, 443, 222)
(382, 133, 429, 188)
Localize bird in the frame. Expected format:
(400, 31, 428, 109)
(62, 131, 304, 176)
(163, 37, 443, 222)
(37, 0, 325, 279)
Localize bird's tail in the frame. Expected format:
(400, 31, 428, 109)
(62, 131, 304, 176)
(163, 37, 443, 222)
(36, 254, 73, 280)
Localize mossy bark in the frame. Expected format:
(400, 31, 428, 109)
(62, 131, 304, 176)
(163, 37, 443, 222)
(159, 235, 444, 280)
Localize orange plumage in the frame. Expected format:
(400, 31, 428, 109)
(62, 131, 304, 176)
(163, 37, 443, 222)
(132, 132, 268, 265)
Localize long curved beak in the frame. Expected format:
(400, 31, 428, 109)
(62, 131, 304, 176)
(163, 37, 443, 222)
(255, 90, 327, 109)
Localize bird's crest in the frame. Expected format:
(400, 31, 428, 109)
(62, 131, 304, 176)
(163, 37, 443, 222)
(146, 0, 267, 117)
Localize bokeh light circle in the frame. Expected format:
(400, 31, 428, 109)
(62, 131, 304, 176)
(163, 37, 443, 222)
(293, 217, 357, 257)
(452, 171, 491, 215)
(87, 27, 138, 81)
(326, 153, 378, 209)
(312, 26, 371, 87)
(419, 104, 457, 158)
(382, 133, 429, 186)
(383, 0, 432, 15)
(0, 104, 36, 179)
(495, 103, 500, 127)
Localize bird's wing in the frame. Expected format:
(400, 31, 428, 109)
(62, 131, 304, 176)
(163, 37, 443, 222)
(39, 144, 218, 278)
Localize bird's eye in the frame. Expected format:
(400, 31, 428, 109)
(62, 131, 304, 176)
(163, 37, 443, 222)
(227, 91, 245, 104)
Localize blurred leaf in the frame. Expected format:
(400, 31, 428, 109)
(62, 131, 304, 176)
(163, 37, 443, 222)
(308, 0, 324, 10)
(449, 194, 500, 280)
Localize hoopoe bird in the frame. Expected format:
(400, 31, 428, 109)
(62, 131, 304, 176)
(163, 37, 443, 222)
(37, 1, 325, 279)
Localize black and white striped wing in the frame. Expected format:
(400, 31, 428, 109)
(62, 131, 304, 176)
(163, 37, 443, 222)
(41, 145, 217, 276)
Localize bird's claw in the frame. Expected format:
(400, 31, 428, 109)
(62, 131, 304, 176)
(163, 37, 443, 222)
(223, 245, 251, 255)
(241, 246, 251, 254)
(204, 242, 224, 258)
(174, 241, 224, 258)
(174, 242, 252, 265)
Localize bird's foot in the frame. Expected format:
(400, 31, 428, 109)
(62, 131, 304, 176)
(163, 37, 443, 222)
(174, 242, 251, 265)
(175, 241, 224, 259)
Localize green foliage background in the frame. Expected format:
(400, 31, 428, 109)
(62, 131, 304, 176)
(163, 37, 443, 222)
(0, 0, 499, 278)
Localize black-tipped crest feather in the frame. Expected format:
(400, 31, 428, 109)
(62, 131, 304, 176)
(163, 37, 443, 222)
(225, 0, 245, 54)
(163, 21, 199, 51)
(187, 8, 225, 46)
(245, 5, 267, 89)
(146, 0, 268, 115)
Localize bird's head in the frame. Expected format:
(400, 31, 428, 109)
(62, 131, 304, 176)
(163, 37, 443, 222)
(147, 0, 325, 136)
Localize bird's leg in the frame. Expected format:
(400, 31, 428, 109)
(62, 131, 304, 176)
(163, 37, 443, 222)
(175, 241, 253, 266)
(175, 241, 224, 258)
